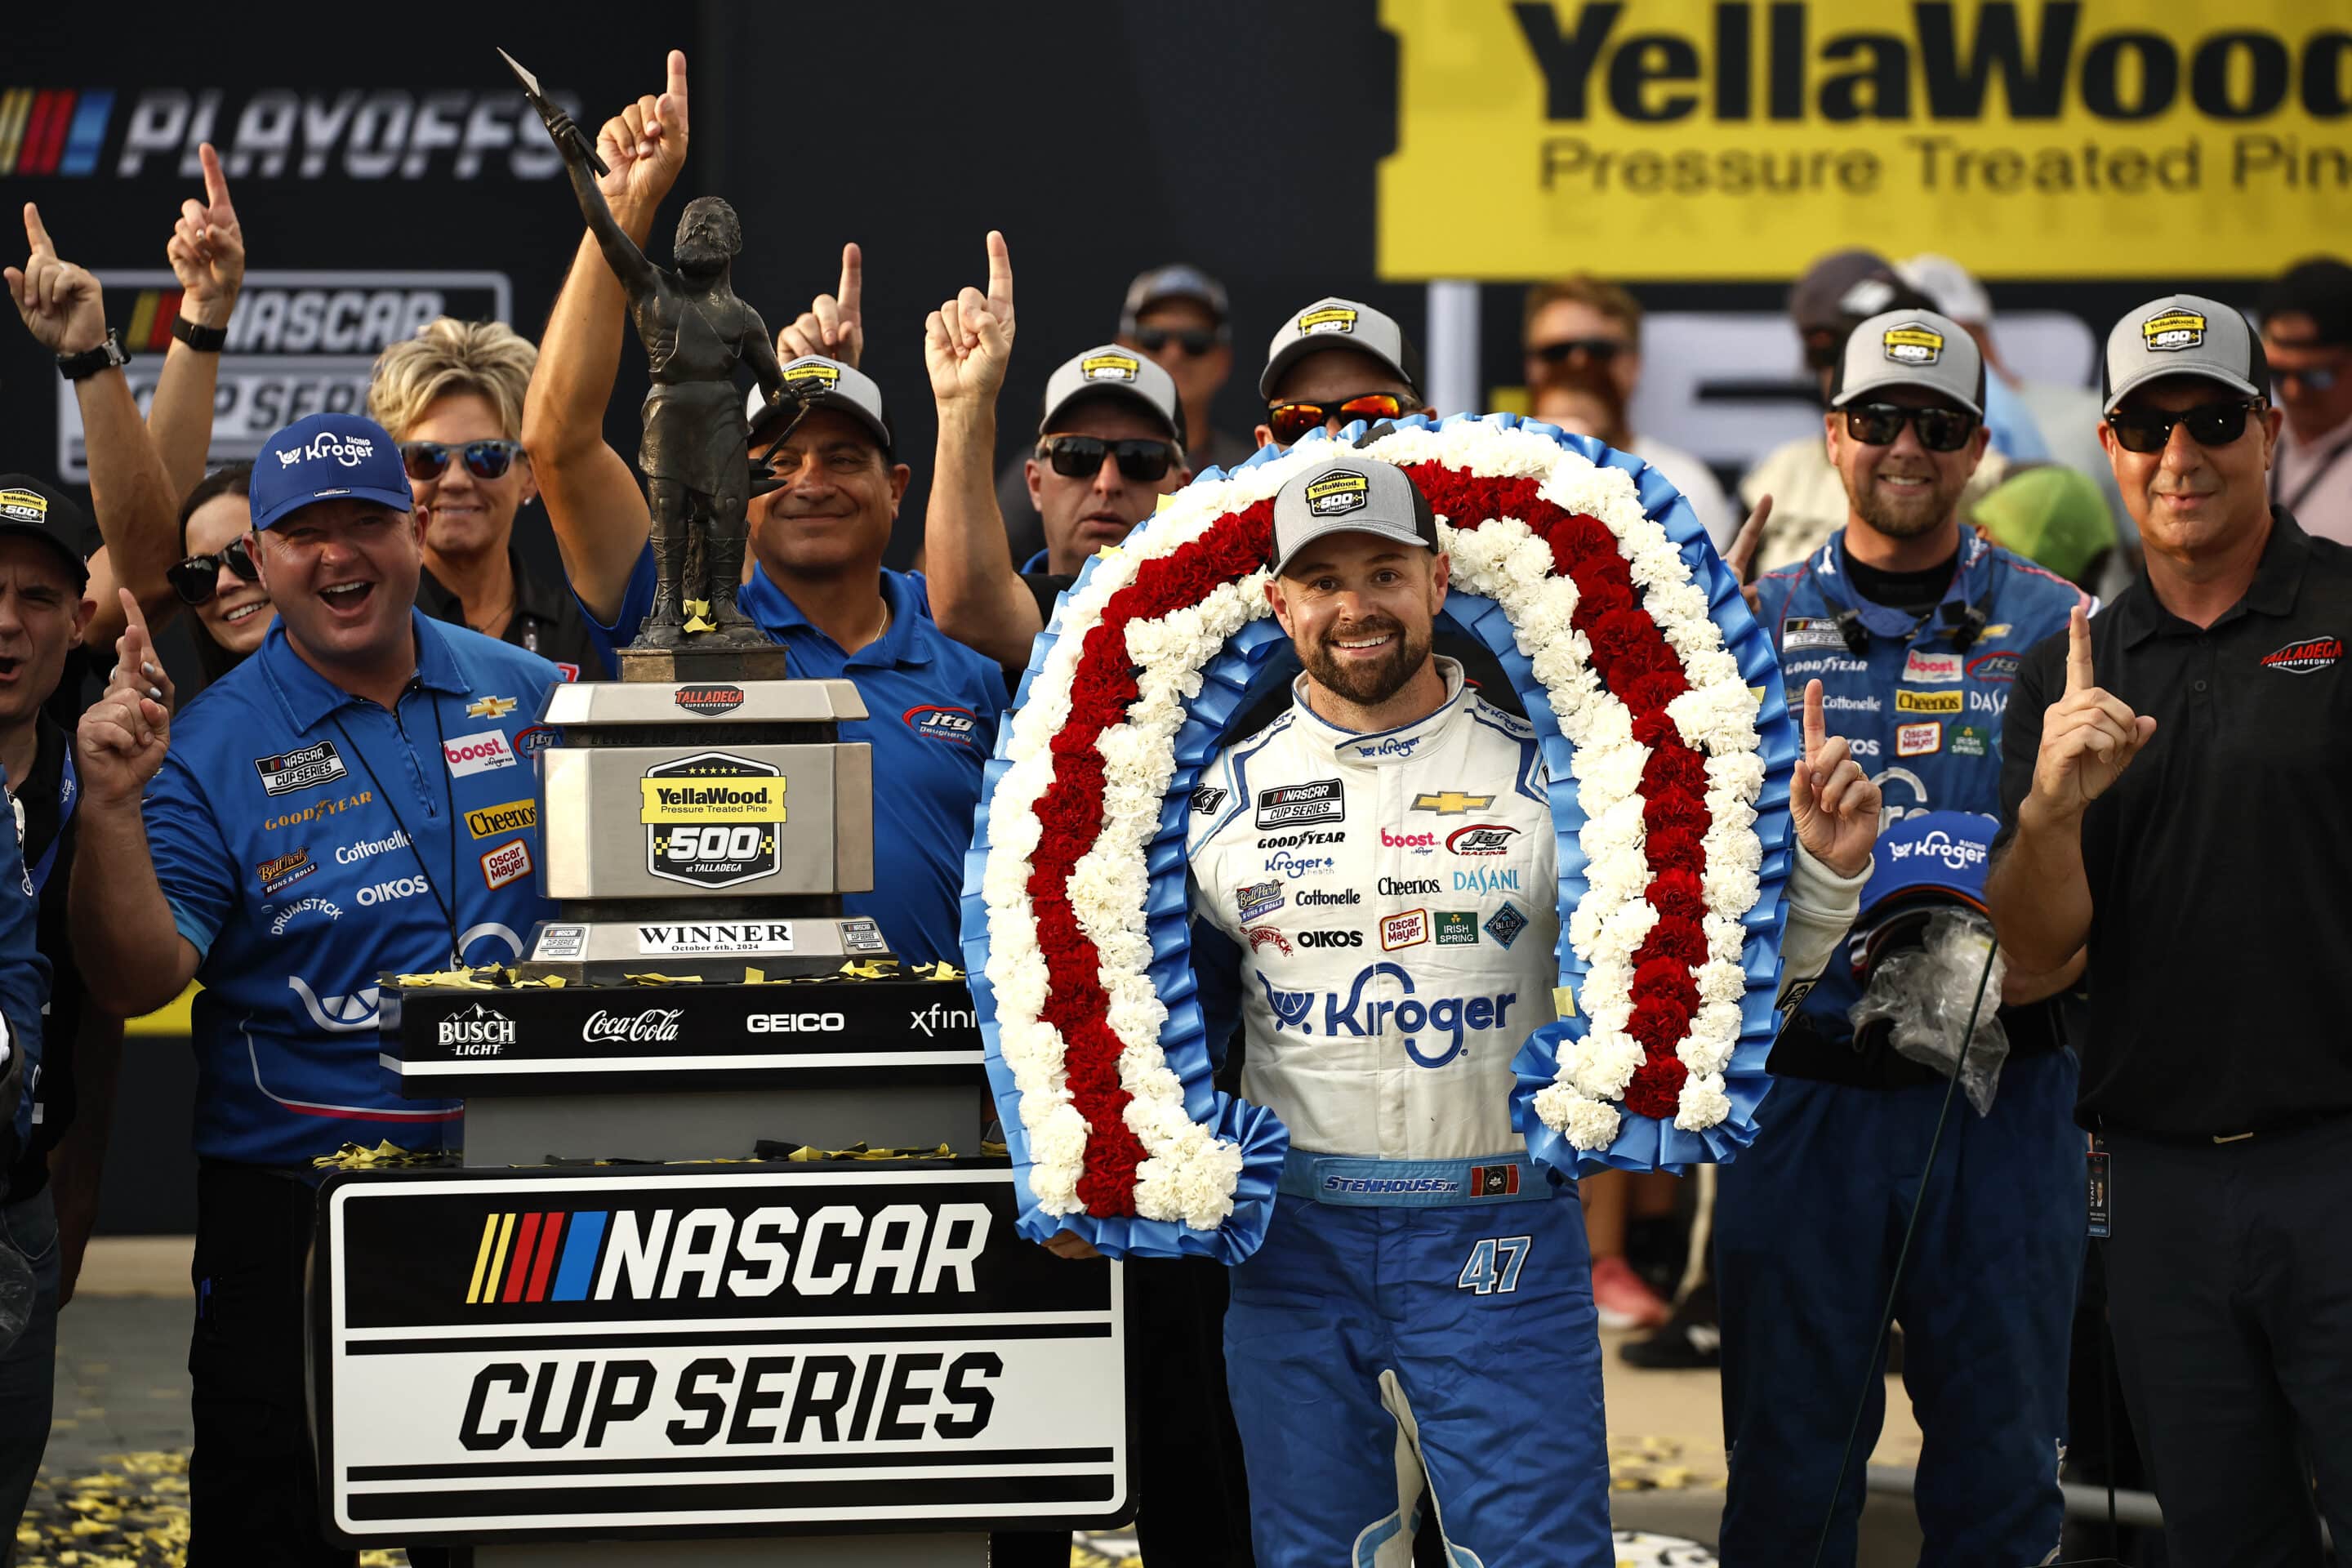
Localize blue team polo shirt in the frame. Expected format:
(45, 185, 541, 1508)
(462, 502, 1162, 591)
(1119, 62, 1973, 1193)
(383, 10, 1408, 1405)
(144, 612, 563, 1166)
(581, 550, 1004, 965)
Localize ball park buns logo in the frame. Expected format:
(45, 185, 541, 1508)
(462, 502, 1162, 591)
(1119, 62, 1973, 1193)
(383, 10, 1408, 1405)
(1305, 470, 1372, 517)
(1375, 2, 2351, 283)
(1080, 353, 1141, 381)
(1882, 322, 1944, 364)
(639, 751, 787, 890)
(1297, 305, 1358, 336)
(2141, 310, 2207, 352)
(784, 359, 842, 390)
(0, 488, 49, 524)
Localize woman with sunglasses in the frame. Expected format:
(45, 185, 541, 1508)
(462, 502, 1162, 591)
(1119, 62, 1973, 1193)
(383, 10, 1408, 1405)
(166, 464, 273, 682)
(367, 318, 608, 681)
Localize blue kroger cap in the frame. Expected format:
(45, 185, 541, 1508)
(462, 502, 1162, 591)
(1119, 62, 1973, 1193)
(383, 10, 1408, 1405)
(250, 412, 412, 531)
(1846, 811, 1994, 977)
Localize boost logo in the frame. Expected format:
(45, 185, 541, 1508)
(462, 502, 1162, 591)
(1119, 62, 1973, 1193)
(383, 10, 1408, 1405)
(443, 730, 517, 777)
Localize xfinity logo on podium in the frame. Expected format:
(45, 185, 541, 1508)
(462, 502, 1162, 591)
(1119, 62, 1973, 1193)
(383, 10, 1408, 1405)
(582, 1008, 684, 1045)
(909, 1002, 978, 1037)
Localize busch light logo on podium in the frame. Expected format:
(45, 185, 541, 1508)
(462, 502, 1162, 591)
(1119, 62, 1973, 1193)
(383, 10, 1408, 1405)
(438, 1001, 515, 1054)
(639, 751, 786, 890)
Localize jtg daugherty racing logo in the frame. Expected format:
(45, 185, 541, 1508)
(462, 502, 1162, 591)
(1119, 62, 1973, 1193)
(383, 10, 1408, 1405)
(1255, 961, 1519, 1069)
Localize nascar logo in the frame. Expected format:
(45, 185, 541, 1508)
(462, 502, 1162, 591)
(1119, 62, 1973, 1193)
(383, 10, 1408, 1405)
(0, 89, 113, 176)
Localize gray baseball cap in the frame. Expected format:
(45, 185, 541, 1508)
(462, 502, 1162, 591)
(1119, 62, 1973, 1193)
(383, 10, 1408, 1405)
(1829, 310, 1987, 419)
(748, 355, 893, 454)
(2102, 294, 2264, 412)
(1120, 265, 1229, 333)
(1259, 296, 1423, 401)
(1038, 344, 1187, 446)
(1270, 455, 1437, 574)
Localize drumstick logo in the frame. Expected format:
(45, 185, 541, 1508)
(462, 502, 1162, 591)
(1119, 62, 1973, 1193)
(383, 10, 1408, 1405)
(2260, 635, 2341, 673)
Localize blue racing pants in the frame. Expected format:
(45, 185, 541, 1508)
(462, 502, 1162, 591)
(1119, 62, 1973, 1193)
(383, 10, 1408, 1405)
(1716, 1049, 2082, 1568)
(1223, 1170, 1613, 1567)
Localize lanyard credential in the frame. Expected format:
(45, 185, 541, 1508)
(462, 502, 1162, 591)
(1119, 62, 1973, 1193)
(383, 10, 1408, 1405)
(24, 751, 76, 899)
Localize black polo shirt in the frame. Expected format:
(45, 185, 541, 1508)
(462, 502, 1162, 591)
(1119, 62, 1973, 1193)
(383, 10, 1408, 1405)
(419, 544, 608, 682)
(1996, 509, 2352, 1138)
(8, 715, 86, 1199)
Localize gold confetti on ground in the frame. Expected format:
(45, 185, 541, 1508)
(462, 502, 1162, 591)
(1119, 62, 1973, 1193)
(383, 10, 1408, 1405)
(1606, 1433, 1720, 1493)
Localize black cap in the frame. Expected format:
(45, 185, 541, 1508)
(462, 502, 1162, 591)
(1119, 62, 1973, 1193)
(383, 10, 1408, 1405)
(0, 478, 92, 590)
(2259, 257, 2352, 348)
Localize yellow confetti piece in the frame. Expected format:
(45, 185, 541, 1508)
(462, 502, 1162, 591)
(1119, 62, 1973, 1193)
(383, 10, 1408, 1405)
(744, 966, 764, 984)
(1553, 984, 1576, 1018)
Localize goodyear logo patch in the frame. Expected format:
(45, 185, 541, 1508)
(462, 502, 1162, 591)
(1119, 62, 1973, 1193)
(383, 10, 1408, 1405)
(1304, 470, 1371, 517)
(784, 359, 842, 387)
(2142, 310, 2206, 352)
(1079, 353, 1140, 381)
(1883, 323, 1944, 364)
(0, 488, 49, 524)
(1298, 305, 1357, 336)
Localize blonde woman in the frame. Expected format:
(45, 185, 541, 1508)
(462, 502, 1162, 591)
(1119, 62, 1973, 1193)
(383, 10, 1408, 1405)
(369, 317, 606, 678)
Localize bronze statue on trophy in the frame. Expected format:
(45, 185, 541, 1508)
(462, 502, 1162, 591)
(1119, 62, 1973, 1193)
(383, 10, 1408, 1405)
(506, 49, 786, 649)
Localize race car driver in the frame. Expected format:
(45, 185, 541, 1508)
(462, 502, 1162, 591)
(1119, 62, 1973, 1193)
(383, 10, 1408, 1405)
(1180, 452, 1881, 1565)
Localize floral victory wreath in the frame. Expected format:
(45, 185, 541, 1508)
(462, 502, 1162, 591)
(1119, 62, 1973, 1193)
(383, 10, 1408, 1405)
(960, 415, 1799, 1263)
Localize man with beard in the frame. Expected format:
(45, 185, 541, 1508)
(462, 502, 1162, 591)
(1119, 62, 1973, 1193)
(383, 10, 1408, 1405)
(1181, 454, 1882, 1565)
(1726, 310, 2092, 1566)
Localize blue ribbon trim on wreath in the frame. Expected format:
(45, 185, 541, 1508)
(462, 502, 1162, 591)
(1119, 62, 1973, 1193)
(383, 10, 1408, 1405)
(960, 415, 1797, 1262)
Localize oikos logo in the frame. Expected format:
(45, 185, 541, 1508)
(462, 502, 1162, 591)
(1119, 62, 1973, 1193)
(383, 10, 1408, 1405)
(356, 875, 428, 906)
(1297, 929, 1363, 949)
(582, 1007, 684, 1045)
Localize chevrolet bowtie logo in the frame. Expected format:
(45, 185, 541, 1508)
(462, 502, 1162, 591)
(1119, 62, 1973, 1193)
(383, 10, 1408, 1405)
(466, 695, 518, 719)
(1411, 791, 1493, 814)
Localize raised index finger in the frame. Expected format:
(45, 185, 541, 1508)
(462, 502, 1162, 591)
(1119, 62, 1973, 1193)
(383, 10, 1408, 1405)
(985, 229, 1013, 317)
(22, 202, 53, 257)
(663, 49, 689, 130)
(2065, 604, 2093, 697)
(1803, 677, 1826, 764)
(1726, 493, 1770, 579)
(837, 241, 862, 319)
(199, 141, 232, 212)
(118, 585, 152, 646)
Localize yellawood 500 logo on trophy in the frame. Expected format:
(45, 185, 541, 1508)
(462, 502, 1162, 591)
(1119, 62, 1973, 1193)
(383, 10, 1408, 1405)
(639, 752, 787, 889)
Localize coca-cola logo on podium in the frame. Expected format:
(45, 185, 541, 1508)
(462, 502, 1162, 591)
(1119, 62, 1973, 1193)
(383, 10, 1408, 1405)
(581, 1006, 684, 1045)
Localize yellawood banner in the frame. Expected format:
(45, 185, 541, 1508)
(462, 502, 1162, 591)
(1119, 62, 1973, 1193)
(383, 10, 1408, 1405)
(1377, 0, 2351, 279)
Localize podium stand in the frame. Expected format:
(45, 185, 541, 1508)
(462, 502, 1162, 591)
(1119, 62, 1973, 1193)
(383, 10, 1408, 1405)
(306, 665, 1130, 1562)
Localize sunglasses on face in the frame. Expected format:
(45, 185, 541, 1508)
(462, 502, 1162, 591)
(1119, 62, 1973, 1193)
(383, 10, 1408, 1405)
(2105, 399, 2265, 455)
(1134, 326, 1221, 356)
(1842, 403, 1980, 452)
(168, 536, 260, 606)
(1529, 336, 1626, 366)
(1266, 392, 1409, 445)
(1037, 435, 1179, 483)
(2270, 363, 2342, 394)
(399, 438, 523, 482)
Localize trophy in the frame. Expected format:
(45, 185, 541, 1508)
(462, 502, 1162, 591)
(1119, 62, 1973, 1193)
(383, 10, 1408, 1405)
(506, 47, 787, 662)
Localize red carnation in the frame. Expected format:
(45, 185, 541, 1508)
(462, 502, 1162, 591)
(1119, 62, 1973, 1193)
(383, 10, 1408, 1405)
(1632, 956, 1700, 1013)
(1624, 670, 1690, 715)
(1638, 915, 1708, 966)
(1623, 1056, 1687, 1120)
(1647, 868, 1705, 922)
(1648, 824, 1705, 871)
(1643, 744, 1708, 798)
(1644, 791, 1711, 839)
(1631, 710, 1682, 749)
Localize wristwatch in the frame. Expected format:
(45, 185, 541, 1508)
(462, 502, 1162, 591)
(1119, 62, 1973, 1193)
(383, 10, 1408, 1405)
(172, 314, 228, 352)
(56, 328, 129, 383)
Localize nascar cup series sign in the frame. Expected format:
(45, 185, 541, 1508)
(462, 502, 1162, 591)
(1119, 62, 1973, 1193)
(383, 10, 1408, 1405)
(1377, 0, 2352, 279)
(311, 1166, 1127, 1541)
(55, 268, 510, 479)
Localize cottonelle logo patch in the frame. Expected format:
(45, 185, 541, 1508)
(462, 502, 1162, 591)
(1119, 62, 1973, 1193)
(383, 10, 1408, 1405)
(1079, 353, 1140, 381)
(2142, 310, 2207, 351)
(254, 740, 347, 795)
(675, 684, 745, 716)
(1304, 470, 1371, 517)
(640, 752, 786, 890)
(1298, 305, 1357, 336)
(2261, 635, 2342, 673)
(1882, 322, 1944, 364)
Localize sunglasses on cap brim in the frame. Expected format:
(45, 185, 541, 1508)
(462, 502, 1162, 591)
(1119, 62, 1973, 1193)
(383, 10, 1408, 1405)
(167, 536, 261, 606)
(2105, 399, 2265, 454)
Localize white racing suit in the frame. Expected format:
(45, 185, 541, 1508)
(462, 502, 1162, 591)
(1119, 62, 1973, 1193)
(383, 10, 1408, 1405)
(1187, 660, 1862, 1567)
